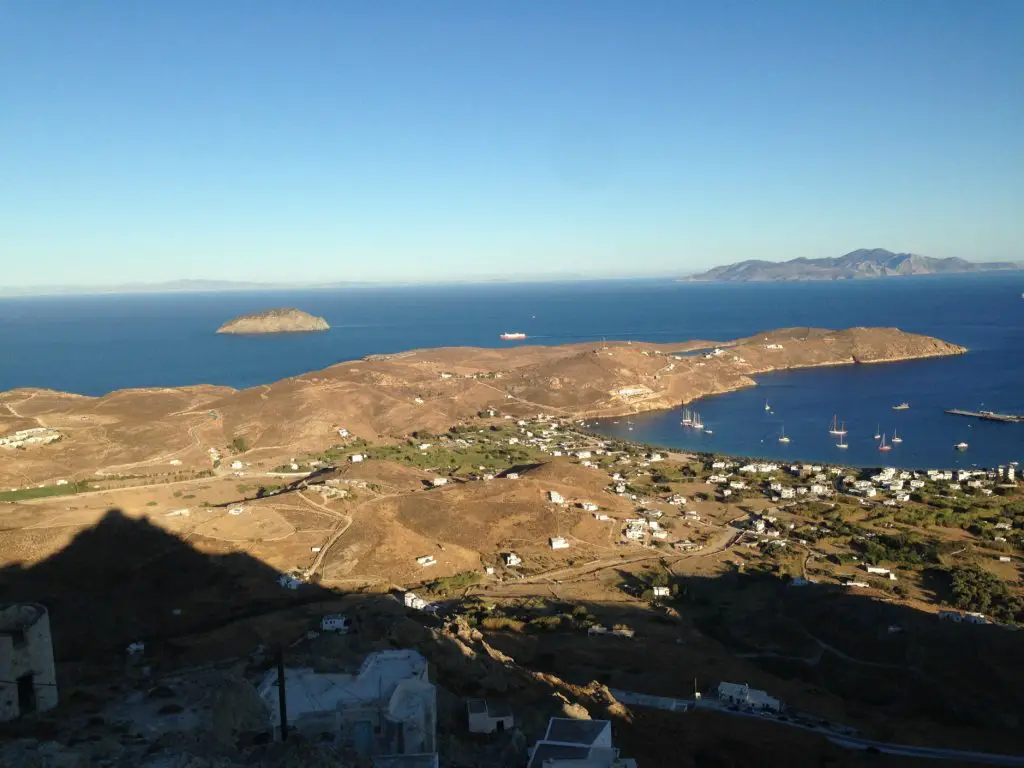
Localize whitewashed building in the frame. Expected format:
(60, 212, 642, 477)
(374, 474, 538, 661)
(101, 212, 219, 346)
(321, 614, 351, 632)
(258, 650, 436, 759)
(467, 699, 514, 734)
(717, 682, 781, 712)
(0, 603, 58, 721)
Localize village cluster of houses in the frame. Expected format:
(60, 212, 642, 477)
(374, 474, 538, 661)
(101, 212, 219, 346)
(623, 509, 670, 545)
(702, 453, 1018, 512)
(840, 464, 1017, 506)
(705, 460, 836, 501)
(0, 427, 61, 449)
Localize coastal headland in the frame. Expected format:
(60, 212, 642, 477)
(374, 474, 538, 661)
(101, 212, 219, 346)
(0, 327, 964, 488)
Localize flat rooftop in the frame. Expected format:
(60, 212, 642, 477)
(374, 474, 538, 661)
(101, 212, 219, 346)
(544, 718, 611, 746)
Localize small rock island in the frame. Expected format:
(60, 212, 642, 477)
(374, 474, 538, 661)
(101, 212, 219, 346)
(216, 308, 330, 335)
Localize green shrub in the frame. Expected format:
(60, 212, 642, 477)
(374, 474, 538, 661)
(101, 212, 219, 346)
(945, 565, 1024, 623)
(426, 571, 480, 594)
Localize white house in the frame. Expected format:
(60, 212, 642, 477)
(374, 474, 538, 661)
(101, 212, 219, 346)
(717, 682, 781, 712)
(403, 592, 430, 611)
(579, 502, 599, 512)
(321, 614, 351, 633)
(467, 699, 514, 734)
(349, 454, 365, 463)
(431, 477, 448, 487)
(549, 537, 569, 550)
(278, 575, 302, 590)
(0, 604, 58, 721)
(652, 586, 670, 598)
(865, 566, 895, 579)
(416, 555, 437, 567)
(504, 552, 522, 567)
(548, 490, 565, 505)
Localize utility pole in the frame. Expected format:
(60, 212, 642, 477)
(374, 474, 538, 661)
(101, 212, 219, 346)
(276, 646, 289, 741)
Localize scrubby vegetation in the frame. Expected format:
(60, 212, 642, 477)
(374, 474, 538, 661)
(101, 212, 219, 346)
(853, 532, 944, 565)
(425, 571, 480, 595)
(944, 565, 1024, 623)
(372, 426, 549, 476)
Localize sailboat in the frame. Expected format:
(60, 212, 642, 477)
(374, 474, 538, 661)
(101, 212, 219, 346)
(878, 434, 892, 452)
(691, 411, 705, 430)
(829, 415, 847, 436)
(891, 430, 903, 444)
(680, 407, 692, 426)
(764, 400, 771, 412)
(778, 426, 790, 444)
(873, 425, 881, 440)
(627, 417, 634, 431)
(836, 433, 848, 449)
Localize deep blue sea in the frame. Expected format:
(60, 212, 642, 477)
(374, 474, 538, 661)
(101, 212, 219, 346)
(1, 275, 1021, 469)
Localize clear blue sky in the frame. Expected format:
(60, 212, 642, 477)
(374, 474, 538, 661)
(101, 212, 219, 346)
(2, 1, 1022, 287)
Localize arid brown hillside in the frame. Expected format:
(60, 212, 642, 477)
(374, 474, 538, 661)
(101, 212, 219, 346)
(0, 327, 964, 487)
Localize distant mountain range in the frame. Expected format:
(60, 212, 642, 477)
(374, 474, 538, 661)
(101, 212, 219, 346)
(685, 249, 1021, 282)
(0, 273, 619, 298)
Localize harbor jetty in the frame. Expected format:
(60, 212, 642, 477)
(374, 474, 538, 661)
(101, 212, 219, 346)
(945, 409, 1024, 424)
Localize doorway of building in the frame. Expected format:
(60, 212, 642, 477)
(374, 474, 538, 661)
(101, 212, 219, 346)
(16, 674, 36, 715)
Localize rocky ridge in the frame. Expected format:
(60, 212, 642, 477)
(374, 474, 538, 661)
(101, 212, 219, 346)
(686, 248, 1020, 282)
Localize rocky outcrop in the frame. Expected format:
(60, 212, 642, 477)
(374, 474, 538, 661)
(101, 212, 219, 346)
(216, 309, 329, 335)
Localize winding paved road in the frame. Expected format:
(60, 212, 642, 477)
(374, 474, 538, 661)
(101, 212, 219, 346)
(611, 690, 1024, 766)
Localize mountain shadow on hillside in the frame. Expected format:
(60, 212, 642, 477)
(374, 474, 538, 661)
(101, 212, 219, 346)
(0, 509, 339, 662)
